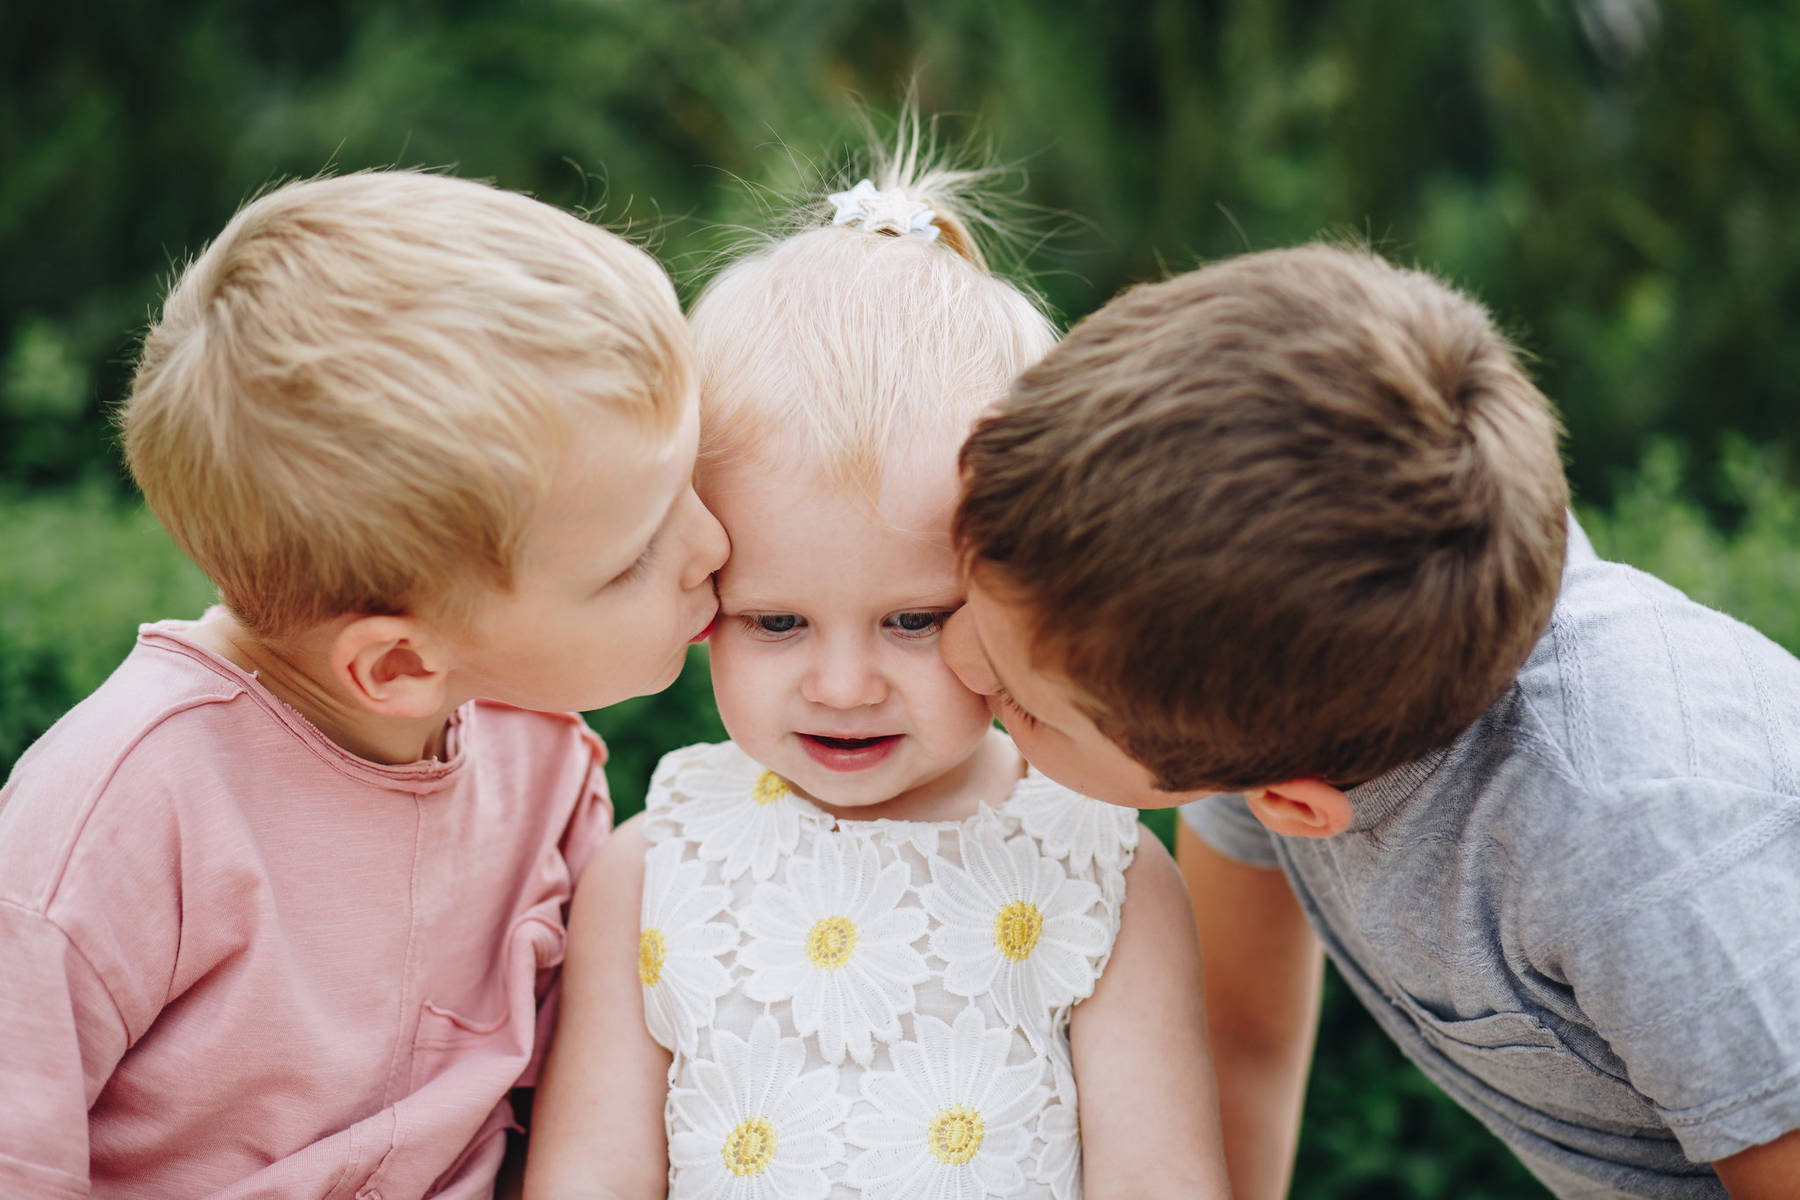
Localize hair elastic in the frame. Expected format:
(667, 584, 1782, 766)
(826, 179, 941, 242)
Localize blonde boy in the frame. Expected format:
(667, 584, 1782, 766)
(943, 245, 1800, 1198)
(0, 171, 726, 1199)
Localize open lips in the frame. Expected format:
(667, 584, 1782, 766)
(798, 733, 902, 770)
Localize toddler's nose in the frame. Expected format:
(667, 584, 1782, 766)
(801, 643, 887, 709)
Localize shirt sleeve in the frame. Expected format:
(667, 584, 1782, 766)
(1531, 779, 1800, 1163)
(1179, 791, 1281, 868)
(0, 902, 131, 1198)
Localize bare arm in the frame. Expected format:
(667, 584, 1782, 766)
(1716, 1127, 1800, 1198)
(524, 816, 671, 1200)
(1071, 832, 1231, 1199)
(1178, 821, 1322, 1200)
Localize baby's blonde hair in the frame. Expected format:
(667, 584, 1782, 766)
(122, 170, 692, 641)
(689, 121, 1056, 495)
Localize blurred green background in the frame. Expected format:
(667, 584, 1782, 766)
(5, 2, 1798, 1195)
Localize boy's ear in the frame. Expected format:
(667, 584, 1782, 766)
(1243, 778, 1353, 839)
(330, 615, 449, 719)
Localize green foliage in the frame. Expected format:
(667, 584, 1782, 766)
(0, 487, 215, 767)
(1578, 436, 1800, 656)
(4, 1, 1798, 501)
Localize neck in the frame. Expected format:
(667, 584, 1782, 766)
(191, 611, 456, 765)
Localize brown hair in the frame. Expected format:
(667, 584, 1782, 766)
(122, 170, 691, 641)
(955, 244, 1568, 791)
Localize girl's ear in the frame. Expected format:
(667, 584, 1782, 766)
(330, 615, 450, 720)
(1242, 778, 1353, 839)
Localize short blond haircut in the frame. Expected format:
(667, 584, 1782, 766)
(122, 170, 691, 641)
(956, 245, 1569, 791)
(688, 130, 1056, 493)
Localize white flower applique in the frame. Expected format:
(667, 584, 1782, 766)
(667, 1013, 847, 1200)
(678, 754, 808, 883)
(638, 839, 739, 1053)
(924, 825, 1109, 1031)
(844, 1005, 1049, 1199)
(1012, 783, 1136, 876)
(1035, 1036, 1082, 1199)
(739, 831, 931, 1065)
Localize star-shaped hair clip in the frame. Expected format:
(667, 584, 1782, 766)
(826, 179, 941, 242)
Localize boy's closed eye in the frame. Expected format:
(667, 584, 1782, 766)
(994, 685, 1042, 730)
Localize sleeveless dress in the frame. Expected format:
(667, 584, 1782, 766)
(636, 740, 1139, 1200)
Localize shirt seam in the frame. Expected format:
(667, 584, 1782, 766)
(0, 897, 134, 1047)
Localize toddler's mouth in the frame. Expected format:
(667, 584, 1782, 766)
(798, 732, 902, 772)
(803, 734, 898, 751)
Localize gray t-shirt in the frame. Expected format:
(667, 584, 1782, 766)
(1183, 520, 1800, 1199)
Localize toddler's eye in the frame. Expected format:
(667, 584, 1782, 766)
(753, 614, 800, 634)
(889, 610, 952, 636)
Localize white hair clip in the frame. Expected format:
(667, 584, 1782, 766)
(826, 179, 941, 242)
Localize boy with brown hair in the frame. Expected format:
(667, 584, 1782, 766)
(0, 171, 727, 1198)
(941, 244, 1800, 1199)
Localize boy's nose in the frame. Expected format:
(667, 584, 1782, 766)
(940, 607, 997, 694)
(678, 488, 731, 588)
(801, 643, 887, 709)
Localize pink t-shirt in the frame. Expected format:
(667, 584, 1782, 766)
(0, 620, 611, 1199)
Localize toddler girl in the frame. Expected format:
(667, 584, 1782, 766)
(526, 133, 1228, 1200)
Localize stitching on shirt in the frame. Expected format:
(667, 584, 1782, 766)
(38, 693, 234, 911)
(1601, 919, 1800, 1041)
(1657, 1055, 1800, 1128)
(1733, 620, 1796, 795)
(368, 799, 426, 1186)
(0, 899, 135, 1045)
(1549, 791, 1800, 948)
(1549, 614, 1601, 790)
(1623, 574, 1698, 777)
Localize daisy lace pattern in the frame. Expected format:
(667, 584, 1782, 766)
(655, 742, 806, 882)
(923, 822, 1111, 1035)
(639, 839, 739, 1053)
(643, 743, 1135, 1199)
(667, 1014, 846, 1199)
(1010, 782, 1140, 908)
(1035, 1035, 1082, 1198)
(844, 1006, 1050, 1199)
(739, 831, 931, 1066)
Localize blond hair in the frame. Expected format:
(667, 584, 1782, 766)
(122, 170, 691, 641)
(956, 244, 1569, 791)
(688, 122, 1056, 494)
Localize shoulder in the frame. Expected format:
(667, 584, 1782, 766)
(1006, 769, 1140, 907)
(0, 635, 253, 914)
(1511, 546, 1800, 797)
(641, 740, 757, 825)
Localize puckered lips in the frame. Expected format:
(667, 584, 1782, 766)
(798, 732, 901, 771)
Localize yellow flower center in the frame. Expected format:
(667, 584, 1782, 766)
(721, 1115, 778, 1177)
(993, 900, 1044, 962)
(805, 915, 858, 970)
(752, 770, 790, 806)
(637, 927, 666, 986)
(927, 1104, 985, 1165)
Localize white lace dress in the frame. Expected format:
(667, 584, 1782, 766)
(636, 740, 1140, 1200)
